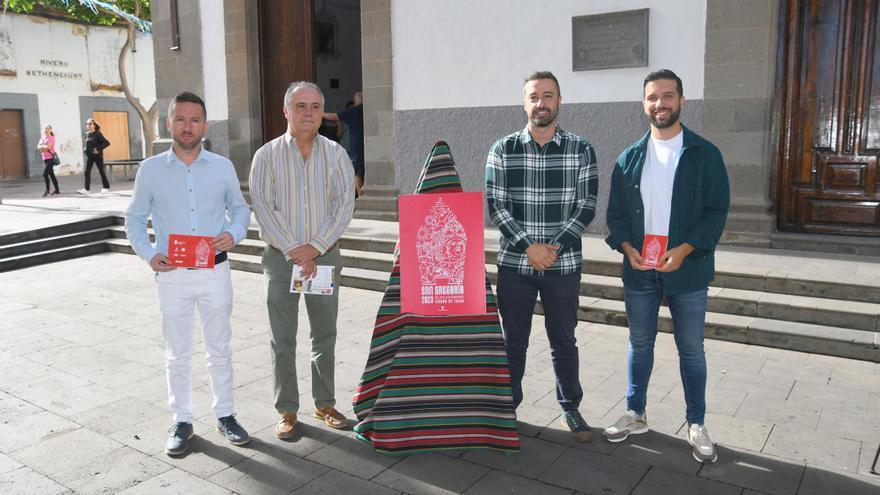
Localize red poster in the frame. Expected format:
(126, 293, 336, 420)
(398, 192, 486, 315)
(168, 234, 215, 268)
(641, 234, 668, 269)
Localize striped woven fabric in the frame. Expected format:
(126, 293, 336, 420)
(352, 141, 520, 455)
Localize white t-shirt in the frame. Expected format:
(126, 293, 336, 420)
(640, 131, 684, 236)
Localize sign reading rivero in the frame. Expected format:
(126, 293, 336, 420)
(398, 192, 485, 316)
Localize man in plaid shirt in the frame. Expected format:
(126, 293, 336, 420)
(486, 71, 598, 442)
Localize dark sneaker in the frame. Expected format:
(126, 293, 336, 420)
(164, 422, 194, 456)
(217, 415, 250, 446)
(561, 410, 592, 443)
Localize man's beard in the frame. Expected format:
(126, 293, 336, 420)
(530, 107, 558, 127)
(648, 106, 681, 129)
(173, 134, 201, 151)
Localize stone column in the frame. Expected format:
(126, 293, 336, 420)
(361, 0, 394, 188)
(702, 0, 780, 246)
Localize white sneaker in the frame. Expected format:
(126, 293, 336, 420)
(687, 423, 718, 463)
(77, 188, 89, 195)
(100, 188, 110, 193)
(603, 410, 648, 443)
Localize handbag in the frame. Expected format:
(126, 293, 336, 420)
(51, 152, 60, 166)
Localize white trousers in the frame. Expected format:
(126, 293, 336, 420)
(156, 261, 235, 423)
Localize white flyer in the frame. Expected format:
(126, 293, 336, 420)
(289, 264, 335, 295)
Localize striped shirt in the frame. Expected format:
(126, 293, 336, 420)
(249, 132, 355, 255)
(485, 126, 598, 276)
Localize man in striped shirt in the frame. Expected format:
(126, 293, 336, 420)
(486, 71, 598, 442)
(249, 81, 355, 439)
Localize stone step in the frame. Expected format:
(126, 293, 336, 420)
(0, 228, 113, 259)
(0, 215, 117, 246)
(90, 240, 880, 362)
(105, 227, 880, 332)
(353, 209, 398, 222)
(0, 240, 108, 273)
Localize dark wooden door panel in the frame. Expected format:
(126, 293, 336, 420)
(257, 0, 315, 143)
(0, 110, 26, 179)
(776, 0, 880, 236)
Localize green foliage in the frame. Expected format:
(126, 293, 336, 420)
(6, 0, 151, 31)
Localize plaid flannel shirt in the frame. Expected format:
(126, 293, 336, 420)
(486, 126, 598, 276)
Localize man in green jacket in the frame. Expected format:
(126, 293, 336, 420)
(603, 69, 729, 463)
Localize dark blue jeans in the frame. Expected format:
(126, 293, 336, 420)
(624, 270, 708, 424)
(496, 268, 582, 411)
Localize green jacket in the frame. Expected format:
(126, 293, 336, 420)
(605, 126, 730, 295)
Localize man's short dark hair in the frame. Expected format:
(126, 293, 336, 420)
(524, 71, 561, 95)
(169, 91, 207, 119)
(643, 69, 683, 97)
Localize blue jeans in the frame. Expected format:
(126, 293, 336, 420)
(496, 268, 582, 411)
(624, 270, 708, 425)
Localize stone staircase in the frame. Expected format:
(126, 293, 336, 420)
(2, 215, 878, 362)
(353, 185, 398, 221)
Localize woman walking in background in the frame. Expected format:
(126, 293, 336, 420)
(37, 125, 60, 197)
(77, 118, 111, 195)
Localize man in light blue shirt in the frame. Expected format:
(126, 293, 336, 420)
(125, 91, 251, 456)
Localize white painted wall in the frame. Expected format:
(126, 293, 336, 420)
(0, 13, 156, 172)
(391, 0, 706, 110)
(199, 0, 228, 121)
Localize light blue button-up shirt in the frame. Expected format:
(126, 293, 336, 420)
(124, 147, 251, 263)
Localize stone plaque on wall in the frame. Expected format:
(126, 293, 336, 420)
(572, 9, 649, 71)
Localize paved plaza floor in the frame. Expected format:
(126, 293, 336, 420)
(1, 251, 879, 494)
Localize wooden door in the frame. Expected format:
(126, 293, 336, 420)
(257, 0, 316, 143)
(776, 0, 880, 235)
(0, 110, 26, 179)
(92, 111, 130, 160)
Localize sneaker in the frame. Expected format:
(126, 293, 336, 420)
(313, 406, 350, 429)
(51, 190, 60, 195)
(275, 411, 297, 439)
(216, 415, 250, 446)
(77, 188, 89, 195)
(100, 188, 110, 193)
(688, 423, 717, 463)
(561, 410, 592, 443)
(603, 410, 649, 443)
(164, 422, 194, 456)
(42, 191, 49, 197)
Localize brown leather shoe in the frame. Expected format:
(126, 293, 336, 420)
(313, 406, 350, 429)
(275, 412, 297, 439)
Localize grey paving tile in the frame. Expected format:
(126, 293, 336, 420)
(74, 396, 168, 436)
(0, 410, 81, 454)
(116, 467, 232, 494)
(0, 466, 68, 495)
(304, 434, 401, 480)
(292, 469, 400, 495)
(249, 418, 343, 459)
(858, 441, 880, 477)
(704, 412, 772, 452)
(460, 435, 567, 479)
(371, 453, 490, 494)
(699, 446, 804, 495)
(763, 424, 861, 472)
(464, 469, 572, 495)
(55, 446, 171, 495)
(208, 444, 329, 494)
(735, 394, 821, 430)
(797, 465, 880, 495)
(787, 379, 872, 415)
(537, 447, 649, 493)
(8, 427, 122, 478)
(515, 403, 568, 438)
(816, 408, 880, 445)
(611, 430, 701, 476)
(703, 386, 747, 416)
(0, 453, 22, 476)
(0, 391, 42, 423)
(631, 466, 743, 495)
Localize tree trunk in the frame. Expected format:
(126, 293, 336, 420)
(117, 0, 157, 157)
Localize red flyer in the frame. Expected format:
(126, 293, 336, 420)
(641, 234, 668, 269)
(398, 192, 486, 316)
(168, 234, 215, 268)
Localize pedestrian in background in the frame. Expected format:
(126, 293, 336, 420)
(78, 118, 111, 195)
(37, 125, 60, 197)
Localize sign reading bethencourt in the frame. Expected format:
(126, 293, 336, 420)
(26, 59, 83, 79)
(572, 9, 649, 71)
